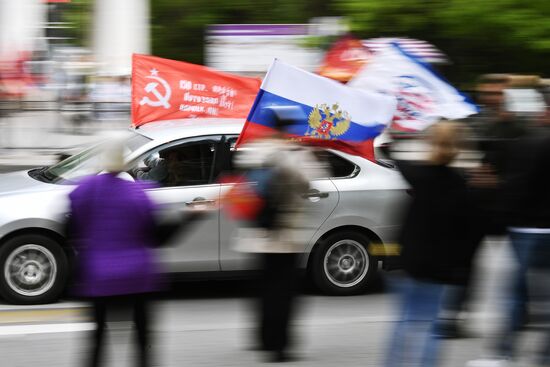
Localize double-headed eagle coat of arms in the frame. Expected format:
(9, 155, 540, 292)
(306, 103, 351, 139)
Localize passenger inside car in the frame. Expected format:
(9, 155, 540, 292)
(131, 142, 216, 187)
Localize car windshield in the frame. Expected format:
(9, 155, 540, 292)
(40, 132, 152, 183)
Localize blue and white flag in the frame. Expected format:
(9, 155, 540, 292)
(349, 43, 478, 132)
(237, 59, 397, 160)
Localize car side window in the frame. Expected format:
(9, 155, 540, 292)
(130, 141, 217, 187)
(313, 150, 358, 178)
(210, 136, 239, 179)
(225, 137, 238, 172)
(221, 136, 357, 180)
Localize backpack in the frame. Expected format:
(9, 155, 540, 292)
(222, 168, 280, 229)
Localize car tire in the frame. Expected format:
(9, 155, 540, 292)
(310, 230, 376, 296)
(0, 234, 68, 304)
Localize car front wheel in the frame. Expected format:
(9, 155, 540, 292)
(0, 234, 68, 304)
(311, 230, 376, 296)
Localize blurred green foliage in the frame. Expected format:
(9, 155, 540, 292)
(61, 0, 92, 46)
(336, 0, 550, 82)
(62, 0, 549, 83)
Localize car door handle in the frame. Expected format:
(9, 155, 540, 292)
(302, 190, 329, 200)
(185, 198, 216, 206)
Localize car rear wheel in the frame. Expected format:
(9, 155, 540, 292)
(311, 230, 376, 295)
(0, 234, 68, 304)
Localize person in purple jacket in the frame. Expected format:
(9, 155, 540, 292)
(68, 138, 160, 367)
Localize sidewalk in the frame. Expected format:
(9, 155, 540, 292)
(0, 110, 129, 166)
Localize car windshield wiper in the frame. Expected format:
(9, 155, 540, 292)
(42, 168, 56, 181)
(32, 167, 57, 183)
(28, 167, 50, 182)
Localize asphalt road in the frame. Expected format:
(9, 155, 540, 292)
(0, 239, 537, 367)
(0, 281, 480, 367)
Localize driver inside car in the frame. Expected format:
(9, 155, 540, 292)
(133, 150, 185, 187)
(132, 151, 169, 182)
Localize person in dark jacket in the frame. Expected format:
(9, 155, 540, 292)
(496, 130, 550, 364)
(469, 74, 526, 236)
(68, 138, 160, 367)
(467, 128, 550, 367)
(385, 122, 480, 367)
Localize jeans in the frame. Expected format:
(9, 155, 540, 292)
(385, 276, 444, 367)
(497, 231, 550, 363)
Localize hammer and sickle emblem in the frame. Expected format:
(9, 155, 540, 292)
(139, 70, 172, 109)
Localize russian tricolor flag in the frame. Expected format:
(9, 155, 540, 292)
(236, 59, 397, 161)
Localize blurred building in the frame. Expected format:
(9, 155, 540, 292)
(0, 0, 46, 61)
(0, 0, 149, 76)
(93, 0, 149, 75)
(206, 18, 348, 76)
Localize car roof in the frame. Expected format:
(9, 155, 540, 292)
(134, 118, 245, 145)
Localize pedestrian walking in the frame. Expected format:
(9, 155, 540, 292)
(467, 116, 550, 367)
(67, 137, 161, 367)
(473, 74, 526, 236)
(231, 106, 326, 362)
(385, 121, 480, 367)
(438, 76, 544, 339)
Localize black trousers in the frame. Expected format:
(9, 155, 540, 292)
(89, 295, 150, 367)
(259, 253, 298, 353)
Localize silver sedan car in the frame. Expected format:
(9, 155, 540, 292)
(0, 118, 408, 304)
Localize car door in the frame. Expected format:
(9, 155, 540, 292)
(129, 136, 222, 273)
(218, 137, 339, 271)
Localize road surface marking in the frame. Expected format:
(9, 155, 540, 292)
(0, 301, 86, 311)
(0, 322, 94, 336)
(0, 308, 88, 324)
(0, 314, 399, 336)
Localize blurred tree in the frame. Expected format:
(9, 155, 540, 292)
(61, 0, 549, 83)
(60, 0, 92, 47)
(336, 0, 550, 84)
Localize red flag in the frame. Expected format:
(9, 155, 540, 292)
(131, 54, 261, 127)
(318, 36, 371, 83)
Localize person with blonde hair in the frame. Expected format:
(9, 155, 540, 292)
(384, 121, 480, 367)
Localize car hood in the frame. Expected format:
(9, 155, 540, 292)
(0, 169, 63, 196)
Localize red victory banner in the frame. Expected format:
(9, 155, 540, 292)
(317, 36, 372, 83)
(131, 54, 261, 127)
